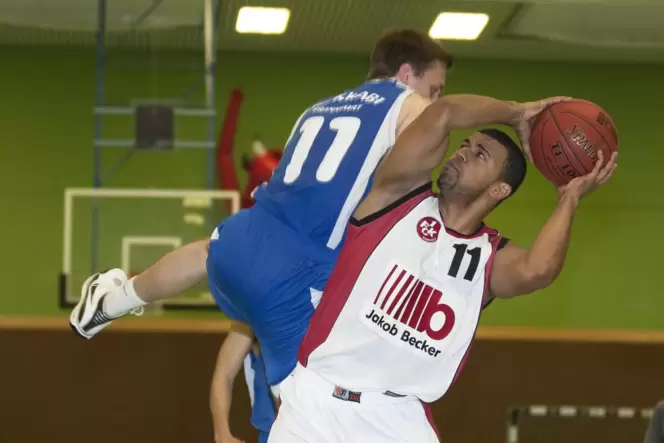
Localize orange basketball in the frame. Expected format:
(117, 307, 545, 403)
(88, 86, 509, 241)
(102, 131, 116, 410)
(529, 99, 618, 186)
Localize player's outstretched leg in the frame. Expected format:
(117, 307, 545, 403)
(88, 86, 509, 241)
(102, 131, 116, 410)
(69, 268, 145, 339)
(69, 239, 209, 339)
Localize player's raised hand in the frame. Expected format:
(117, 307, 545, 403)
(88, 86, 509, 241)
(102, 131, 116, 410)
(558, 150, 618, 200)
(512, 96, 573, 163)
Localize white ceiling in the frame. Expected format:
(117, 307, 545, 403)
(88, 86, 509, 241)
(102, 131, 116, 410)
(507, 2, 664, 48)
(0, 0, 663, 63)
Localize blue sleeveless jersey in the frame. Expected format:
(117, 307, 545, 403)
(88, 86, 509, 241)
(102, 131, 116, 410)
(253, 79, 411, 252)
(208, 79, 413, 387)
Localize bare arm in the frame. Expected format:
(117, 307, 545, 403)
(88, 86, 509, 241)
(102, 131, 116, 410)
(132, 239, 209, 302)
(489, 194, 578, 299)
(210, 325, 254, 443)
(490, 151, 618, 299)
(376, 95, 520, 192)
(394, 93, 432, 139)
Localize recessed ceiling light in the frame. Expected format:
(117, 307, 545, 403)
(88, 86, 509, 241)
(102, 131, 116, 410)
(235, 6, 290, 35)
(429, 12, 489, 40)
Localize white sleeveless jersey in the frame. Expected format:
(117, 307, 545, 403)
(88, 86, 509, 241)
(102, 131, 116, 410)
(297, 184, 505, 403)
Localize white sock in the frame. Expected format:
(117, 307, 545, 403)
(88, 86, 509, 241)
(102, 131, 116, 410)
(104, 277, 147, 318)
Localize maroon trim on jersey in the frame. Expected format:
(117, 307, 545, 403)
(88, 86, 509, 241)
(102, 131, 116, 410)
(444, 224, 492, 239)
(448, 230, 503, 388)
(298, 185, 434, 367)
(351, 183, 433, 227)
(420, 401, 441, 441)
(443, 215, 503, 239)
(482, 231, 509, 309)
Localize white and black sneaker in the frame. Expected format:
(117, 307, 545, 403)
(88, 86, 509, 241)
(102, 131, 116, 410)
(69, 269, 142, 339)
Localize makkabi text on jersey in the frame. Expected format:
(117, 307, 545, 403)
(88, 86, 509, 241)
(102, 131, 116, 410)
(330, 90, 386, 105)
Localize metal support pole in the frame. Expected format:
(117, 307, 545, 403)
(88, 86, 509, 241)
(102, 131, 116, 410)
(83, 0, 218, 281)
(203, 0, 218, 189)
(91, 0, 107, 274)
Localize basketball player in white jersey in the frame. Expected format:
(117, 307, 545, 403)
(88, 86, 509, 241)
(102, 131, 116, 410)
(268, 96, 618, 442)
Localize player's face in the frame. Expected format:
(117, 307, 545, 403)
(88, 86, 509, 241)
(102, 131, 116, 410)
(438, 133, 511, 202)
(405, 61, 447, 102)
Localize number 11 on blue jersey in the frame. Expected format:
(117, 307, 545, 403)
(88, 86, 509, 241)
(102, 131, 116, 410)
(283, 116, 362, 185)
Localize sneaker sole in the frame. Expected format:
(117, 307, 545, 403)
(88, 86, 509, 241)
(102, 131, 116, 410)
(69, 274, 99, 340)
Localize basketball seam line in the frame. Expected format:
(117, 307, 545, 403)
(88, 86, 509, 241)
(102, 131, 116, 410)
(548, 106, 589, 175)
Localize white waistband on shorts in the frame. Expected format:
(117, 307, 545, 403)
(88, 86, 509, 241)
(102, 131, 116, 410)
(292, 363, 417, 406)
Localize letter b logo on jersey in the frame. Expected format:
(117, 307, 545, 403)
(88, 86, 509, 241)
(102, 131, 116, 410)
(373, 264, 456, 341)
(415, 289, 455, 340)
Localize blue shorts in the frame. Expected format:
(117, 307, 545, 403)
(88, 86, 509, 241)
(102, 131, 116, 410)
(207, 204, 336, 386)
(259, 430, 270, 443)
(246, 350, 276, 441)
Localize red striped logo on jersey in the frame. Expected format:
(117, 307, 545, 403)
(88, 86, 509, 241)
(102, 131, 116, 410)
(374, 264, 455, 341)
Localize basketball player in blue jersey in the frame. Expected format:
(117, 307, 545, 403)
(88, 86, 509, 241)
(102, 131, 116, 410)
(211, 322, 275, 443)
(69, 28, 558, 398)
(70, 29, 450, 380)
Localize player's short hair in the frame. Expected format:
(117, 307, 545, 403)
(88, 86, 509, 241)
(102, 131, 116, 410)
(479, 129, 527, 202)
(367, 29, 454, 80)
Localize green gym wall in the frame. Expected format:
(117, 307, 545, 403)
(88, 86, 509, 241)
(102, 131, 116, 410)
(0, 46, 660, 330)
